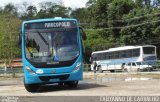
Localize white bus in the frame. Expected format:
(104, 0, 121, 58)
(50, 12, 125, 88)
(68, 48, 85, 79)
(90, 45, 157, 72)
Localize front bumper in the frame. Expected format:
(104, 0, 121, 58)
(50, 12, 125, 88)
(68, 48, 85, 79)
(24, 70, 83, 84)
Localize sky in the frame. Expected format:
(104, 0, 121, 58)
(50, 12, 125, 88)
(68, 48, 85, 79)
(0, 0, 89, 9)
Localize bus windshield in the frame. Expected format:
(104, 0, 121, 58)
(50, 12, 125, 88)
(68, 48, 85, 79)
(24, 22, 79, 68)
(143, 47, 155, 54)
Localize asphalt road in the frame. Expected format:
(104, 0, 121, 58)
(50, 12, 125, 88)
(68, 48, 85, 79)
(0, 73, 160, 96)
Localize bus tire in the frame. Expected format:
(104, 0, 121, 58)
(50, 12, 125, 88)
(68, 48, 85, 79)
(24, 83, 40, 92)
(66, 81, 78, 88)
(98, 67, 103, 73)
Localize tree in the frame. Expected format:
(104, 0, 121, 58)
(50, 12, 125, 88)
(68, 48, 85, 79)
(26, 5, 37, 19)
(48, 5, 69, 17)
(85, 0, 96, 7)
(153, 0, 160, 7)
(107, 0, 135, 38)
(37, 1, 69, 18)
(19, 2, 30, 19)
(71, 8, 88, 27)
(3, 3, 18, 16)
(0, 13, 21, 67)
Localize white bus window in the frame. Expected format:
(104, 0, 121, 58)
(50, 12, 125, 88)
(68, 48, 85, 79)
(93, 54, 98, 61)
(102, 53, 106, 59)
(128, 50, 132, 57)
(121, 51, 126, 58)
(118, 51, 122, 58)
(108, 52, 113, 59)
(105, 53, 109, 59)
(124, 50, 128, 58)
(99, 53, 103, 60)
(125, 50, 132, 58)
(114, 51, 119, 59)
(112, 52, 115, 59)
(143, 47, 155, 54)
(132, 48, 140, 57)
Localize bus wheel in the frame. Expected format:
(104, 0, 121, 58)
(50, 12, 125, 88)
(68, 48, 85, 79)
(66, 81, 78, 88)
(24, 84, 40, 92)
(98, 67, 103, 73)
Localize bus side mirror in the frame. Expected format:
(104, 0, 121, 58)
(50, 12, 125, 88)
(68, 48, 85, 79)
(79, 27, 86, 40)
(82, 32, 86, 40)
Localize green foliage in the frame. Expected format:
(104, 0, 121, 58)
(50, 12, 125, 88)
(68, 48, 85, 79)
(83, 29, 116, 63)
(36, 2, 69, 19)
(0, 13, 21, 64)
(26, 5, 37, 19)
(71, 8, 88, 25)
(3, 3, 18, 16)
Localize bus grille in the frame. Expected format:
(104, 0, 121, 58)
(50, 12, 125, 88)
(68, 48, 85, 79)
(39, 74, 70, 81)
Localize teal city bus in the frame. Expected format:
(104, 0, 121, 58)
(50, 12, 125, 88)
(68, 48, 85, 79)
(21, 17, 86, 92)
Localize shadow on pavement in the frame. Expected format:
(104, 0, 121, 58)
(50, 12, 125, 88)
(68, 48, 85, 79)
(36, 83, 109, 93)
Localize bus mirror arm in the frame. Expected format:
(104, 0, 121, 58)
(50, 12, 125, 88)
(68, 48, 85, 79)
(82, 32, 86, 40)
(79, 27, 86, 40)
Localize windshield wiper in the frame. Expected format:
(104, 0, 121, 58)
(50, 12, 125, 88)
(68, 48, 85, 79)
(37, 31, 49, 46)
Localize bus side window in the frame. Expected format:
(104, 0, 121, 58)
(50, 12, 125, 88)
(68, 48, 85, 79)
(128, 50, 132, 57)
(105, 52, 109, 60)
(102, 53, 105, 60)
(112, 52, 115, 59)
(99, 53, 102, 60)
(119, 51, 122, 58)
(93, 54, 98, 61)
(123, 51, 127, 58)
(132, 48, 140, 57)
(114, 51, 119, 59)
(108, 52, 111, 59)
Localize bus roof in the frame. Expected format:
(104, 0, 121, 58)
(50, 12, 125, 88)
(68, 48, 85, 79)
(91, 45, 156, 55)
(23, 17, 77, 24)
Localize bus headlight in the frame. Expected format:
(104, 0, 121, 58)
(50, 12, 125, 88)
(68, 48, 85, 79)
(72, 62, 81, 73)
(26, 66, 35, 74)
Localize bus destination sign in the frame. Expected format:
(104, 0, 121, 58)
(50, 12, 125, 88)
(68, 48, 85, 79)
(45, 22, 71, 28)
(25, 21, 76, 30)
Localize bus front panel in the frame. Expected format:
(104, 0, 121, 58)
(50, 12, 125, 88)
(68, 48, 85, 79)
(22, 19, 83, 84)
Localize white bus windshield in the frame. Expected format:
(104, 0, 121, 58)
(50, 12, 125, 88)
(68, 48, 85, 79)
(143, 47, 155, 54)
